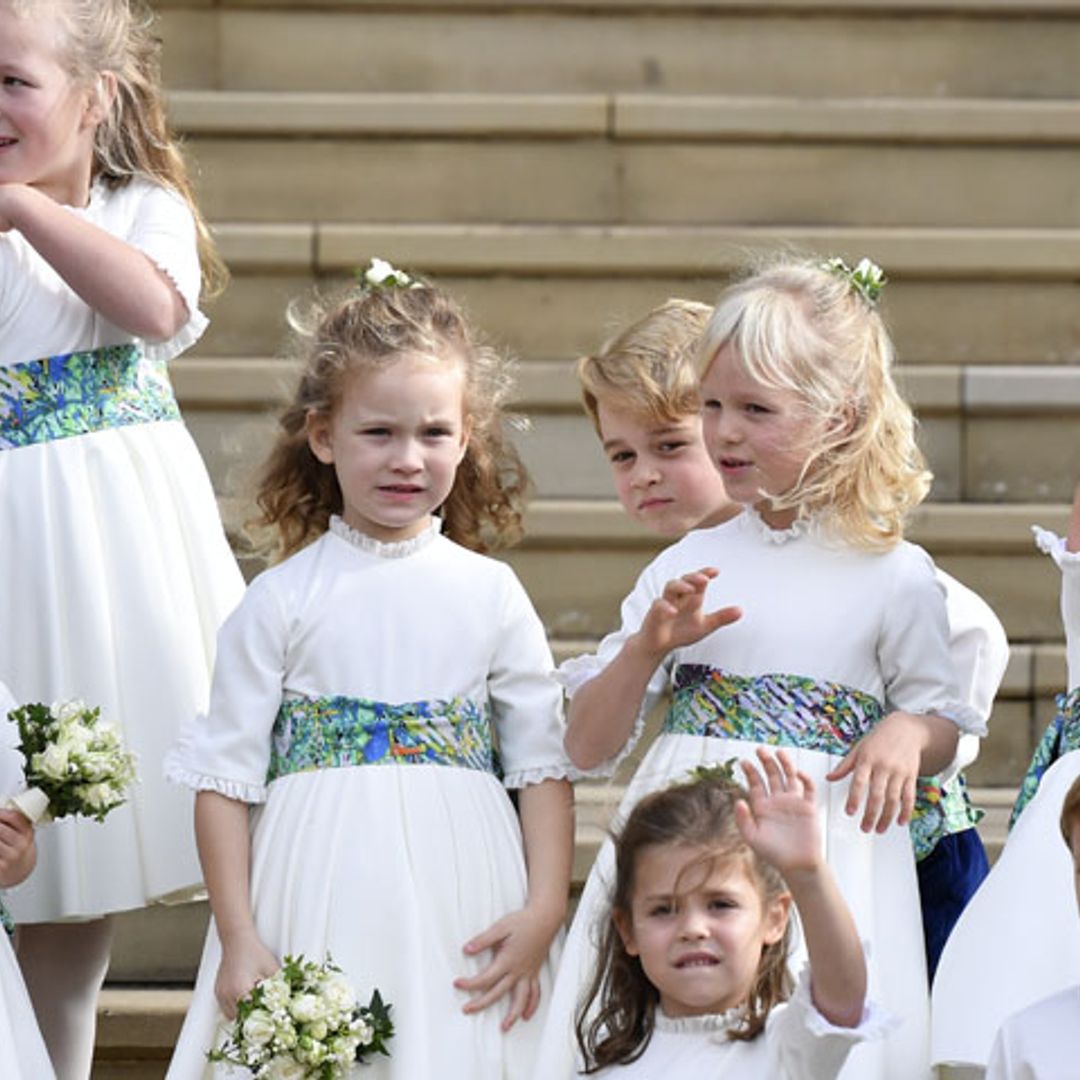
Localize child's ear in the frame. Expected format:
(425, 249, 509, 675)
(612, 909, 639, 958)
(84, 72, 118, 128)
(762, 892, 792, 947)
(306, 411, 334, 465)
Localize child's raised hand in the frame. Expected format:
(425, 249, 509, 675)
(638, 568, 741, 658)
(454, 903, 562, 1031)
(214, 933, 281, 1019)
(735, 749, 821, 878)
(826, 710, 945, 832)
(0, 808, 35, 888)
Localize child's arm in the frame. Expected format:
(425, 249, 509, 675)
(0, 184, 188, 340)
(195, 791, 279, 1018)
(0, 809, 35, 888)
(565, 568, 740, 770)
(826, 710, 959, 833)
(737, 749, 866, 1028)
(454, 777, 573, 1030)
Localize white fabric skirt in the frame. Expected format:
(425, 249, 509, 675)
(531, 734, 930, 1080)
(167, 765, 560, 1080)
(932, 751, 1080, 1068)
(0, 929, 54, 1077)
(0, 420, 243, 921)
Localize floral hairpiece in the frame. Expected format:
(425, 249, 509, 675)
(358, 257, 422, 291)
(819, 255, 886, 306)
(684, 757, 741, 787)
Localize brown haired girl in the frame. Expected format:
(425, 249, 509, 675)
(165, 265, 574, 1079)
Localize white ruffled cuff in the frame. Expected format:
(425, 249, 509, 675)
(790, 965, 898, 1042)
(163, 748, 267, 804)
(137, 257, 208, 364)
(502, 761, 588, 790)
(555, 652, 606, 698)
(1033, 525, 1080, 568)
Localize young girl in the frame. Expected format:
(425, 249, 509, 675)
(578, 749, 888, 1078)
(164, 273, 575, 1079)
(0, 680, 53, 1079)
(535, 256, 983, 1080)
(0, 0, 244, 1073)
(932, 482, 1080, 1072)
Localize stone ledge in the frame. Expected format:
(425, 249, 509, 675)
(96, 988, 190, 1051)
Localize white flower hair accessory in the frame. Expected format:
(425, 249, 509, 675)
(820, 255, 887, 306)
(360, 257, 421, 291)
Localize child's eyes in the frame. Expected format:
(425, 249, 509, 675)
(657, 440, 689, 454)
(703, 399, 722, 412)
(2, 75, 30, 88)
(608, 450, 635, 466)
(745, 402, 772, 416)
(422, 426, 454, 439)
(646, 903, 673, 917)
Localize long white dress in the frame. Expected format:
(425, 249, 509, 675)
(985, 985, 1080, 1080)
(931, 528, 1080, 1070)
(165, 517, 574, 1079)
(533, 510, 983, 1080)
(0, 682, 56, 1078)
(590, 970, 892, 1080)
(0, 177, 244, 920)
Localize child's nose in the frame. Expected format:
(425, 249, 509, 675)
(391, 438, 423, 471)
(677, 907, 710, 939)
(631, 460, 661, 487)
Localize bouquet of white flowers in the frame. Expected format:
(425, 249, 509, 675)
(208, 955, 393, 1079)
(6, 701, 137, 824)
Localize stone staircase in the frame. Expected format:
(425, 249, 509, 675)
(92, 0, 1080, 1073)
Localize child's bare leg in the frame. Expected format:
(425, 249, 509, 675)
(16, 916, 115, 1080)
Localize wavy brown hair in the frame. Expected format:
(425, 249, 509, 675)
(578, 298, 712, 433)
(576, 771, 793, 1072)
(698, 254, 931, 550)
(254, 278, 529, 559)
(13, 0, 228, 299)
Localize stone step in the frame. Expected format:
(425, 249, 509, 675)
(158, 1, 1080, 97)
(172, 91, 1080, 227)
(174, 356, 1080, 506)
(196, 225, 1080, 371)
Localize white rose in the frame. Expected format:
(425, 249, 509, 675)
(52, 700, 87, 722)
(264, 1057, 307, 1080)
(289, 993, 327, 1024)
(353, 1016, 374, 1045)
(260, 975, 291, 1013)
(57, 722, 93, 756)
(241, 1008, 276, 1047)
(78, 782, 115, 811)
(319, 973, 356, 1013)
(33, 743, 69, 781)
(364, 257, 396, 285)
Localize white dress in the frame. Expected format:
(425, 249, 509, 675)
(591, 971, 892, 1080)
(0, 682, 56, 1078)
(0, 177, 244, 920)
(533, 511, 982, 1080)
(985, 985, 1080, 1080)
(165, 518, 574, 1080)
(931, 528, 1080, 1070)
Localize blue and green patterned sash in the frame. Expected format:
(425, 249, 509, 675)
(267, 694, 498, 783)
(1010, 686, 1080, 829)
(665, 664, 973, 860)
(0, 897, 13, 940)
(0, 344, 180, 450)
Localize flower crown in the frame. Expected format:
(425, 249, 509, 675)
(358, 257, 423, 292)
(819, 255, 886, 306)
(684, 757, 741, 787)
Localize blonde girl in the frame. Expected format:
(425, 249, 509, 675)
(579, 749, 886, 1079)
(165, 271, 574, 1079)
(0, 0, 242, 1074)
(535, 255, 984, 1080)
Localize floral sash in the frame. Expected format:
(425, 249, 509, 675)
(267, 694, 498, 783)
(665, 664, 978, 860)
(1010, 686, 1080, 828)
(0, 344, 180, 450)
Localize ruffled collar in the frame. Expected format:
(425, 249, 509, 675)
(739, 505, 813, 546)
(328, 515, 441, 558)
(654, 1005, 747, 1035)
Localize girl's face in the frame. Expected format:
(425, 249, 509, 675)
(0, 8, 106, 205)
(596, 400, 735, 537)
(308, 353, 471, 543)
(699, 344, 816, 529)
(615, 842, 789, 1019)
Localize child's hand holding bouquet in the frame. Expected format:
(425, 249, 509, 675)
(6, 700, 137, 824)
(208, 954, 393, 1079)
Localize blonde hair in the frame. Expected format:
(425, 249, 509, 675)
(577, 771, 792, 1071)
(254, 278, 528, 559)
(579, 299, 711, 434)
(698, 255, 930, 550)
(10, 0, 228, 299)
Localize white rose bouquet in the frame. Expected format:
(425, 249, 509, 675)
(208, 955, 393, 1079)
(7, 701, 137, 824)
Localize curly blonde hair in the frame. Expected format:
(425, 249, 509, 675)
(698, 255, 930, 550)
(577, 771, 793, 1071)
(578, 299, 712, 434)
(254, 278, 529, 559)
(11, 0, 228, 299)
